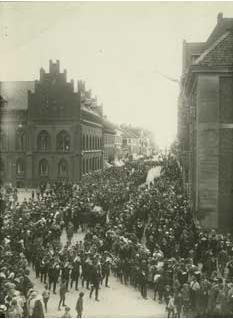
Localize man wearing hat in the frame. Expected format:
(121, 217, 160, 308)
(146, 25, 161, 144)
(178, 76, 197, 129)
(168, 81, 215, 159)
(70, 256, 81, 291)
(102, 257, 111, 288)
(89, 260, 102, 302)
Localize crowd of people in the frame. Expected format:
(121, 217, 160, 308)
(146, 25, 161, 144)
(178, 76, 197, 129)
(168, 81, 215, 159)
(1, 152, 233, 318)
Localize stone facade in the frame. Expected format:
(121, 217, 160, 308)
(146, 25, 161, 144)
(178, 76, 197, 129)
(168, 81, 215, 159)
(178, 14, 233, 231)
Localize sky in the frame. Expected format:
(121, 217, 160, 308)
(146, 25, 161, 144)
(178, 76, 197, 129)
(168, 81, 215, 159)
(1, 1, 233, 149)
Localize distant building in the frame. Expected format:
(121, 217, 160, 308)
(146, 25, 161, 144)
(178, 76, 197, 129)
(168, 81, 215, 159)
(0, 60, 104, 187)
(120, 125, 155, 159)
(178, 13, 233, 231)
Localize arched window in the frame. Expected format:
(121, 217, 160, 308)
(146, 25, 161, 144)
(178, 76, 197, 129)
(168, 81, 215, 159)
(16, 130, 26, 151)
(16, 158, 25, 175)
(37, 130, 50, 151)
(0, 130, 7, 151)
(39, 159, 49, 176)
(58, 159, 68, 178)
(56, 130, 71, 151)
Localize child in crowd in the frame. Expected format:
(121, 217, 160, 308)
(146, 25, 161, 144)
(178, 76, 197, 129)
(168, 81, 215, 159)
(42, 284, 50, 313)
(76, 292, 84, 318)
(62, 306, 71, 318)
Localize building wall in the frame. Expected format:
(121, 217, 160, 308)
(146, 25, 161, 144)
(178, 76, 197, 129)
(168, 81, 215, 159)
(104, 132, 115, 162)
(183, 73, 233, 231)
(0, 61, 104, 187)
(196, 75, 220, 228)
(81, 122, 103, 174)
(218, 76, 233, 231)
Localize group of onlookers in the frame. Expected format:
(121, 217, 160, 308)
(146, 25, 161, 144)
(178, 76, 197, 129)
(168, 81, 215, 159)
(1, 153, 233, 318)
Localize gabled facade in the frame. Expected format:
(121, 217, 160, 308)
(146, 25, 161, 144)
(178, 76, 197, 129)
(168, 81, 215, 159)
(0, 60, 104, 187)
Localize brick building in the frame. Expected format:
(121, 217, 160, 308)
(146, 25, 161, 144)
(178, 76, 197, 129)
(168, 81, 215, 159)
(178, 13, 233, 231)
(0, 60, 104, 187)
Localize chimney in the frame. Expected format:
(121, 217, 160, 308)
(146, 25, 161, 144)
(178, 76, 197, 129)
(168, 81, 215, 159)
(49, 59, 60, 74)
(40, 67, 45, 80)
(217, 12, 223, 24)
(78, 80, 85, 93)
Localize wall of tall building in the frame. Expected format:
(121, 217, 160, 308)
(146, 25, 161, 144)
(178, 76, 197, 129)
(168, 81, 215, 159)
(178, 14, 233, 231)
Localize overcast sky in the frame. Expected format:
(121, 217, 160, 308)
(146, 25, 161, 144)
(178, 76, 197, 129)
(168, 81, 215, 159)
(1, 2, 233, 148)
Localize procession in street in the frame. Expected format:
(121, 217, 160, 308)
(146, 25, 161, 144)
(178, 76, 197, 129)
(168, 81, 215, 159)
(1, 2, 233, 318)
(1, 154, 233, 318)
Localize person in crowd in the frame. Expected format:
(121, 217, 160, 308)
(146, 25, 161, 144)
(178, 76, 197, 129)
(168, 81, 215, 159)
(7, 299, 23, 318)
(76, 292, 84, 318)
(167, 294, 175, 318)
(58, 280, 67, 311)
(42, 285, 50, 313)
(89, 260, 102, 302)
(61, 306, 71, 318)
(1, 154, 233, 318)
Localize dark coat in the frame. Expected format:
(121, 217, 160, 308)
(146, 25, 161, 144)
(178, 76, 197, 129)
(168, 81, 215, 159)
(32, 300, 44, 318)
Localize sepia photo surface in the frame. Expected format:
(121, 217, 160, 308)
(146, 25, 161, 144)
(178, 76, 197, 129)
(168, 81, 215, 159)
(1, 1, 233, 318)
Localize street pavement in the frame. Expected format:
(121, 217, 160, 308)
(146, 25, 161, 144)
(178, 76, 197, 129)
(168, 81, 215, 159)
(29, 230, 166, 318)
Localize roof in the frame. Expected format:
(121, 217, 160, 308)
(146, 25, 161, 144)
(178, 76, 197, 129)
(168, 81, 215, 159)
(182, 14, 233, 72)
(0, 81, 34, 110)
(195, 30, 233, 67)
(206, 17, 233, 46)
(121, 128, 140, 139)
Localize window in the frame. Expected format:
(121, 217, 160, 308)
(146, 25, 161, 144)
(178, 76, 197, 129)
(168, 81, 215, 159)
(86, 158, 89, 173)
(85, 135, 89, 150)
(16, 159, 25, 175)
(191, 54, 200, 64)
(82, 158, 86, 174)
(0, 158, 4, 177)
(89, 135, 92, 150)
(37, 130, 50, 151)
(58, 159, 68, 177)
(16, 130, 26, 151)
(39, 159, 49, 176)
(82, 135, 86, 150)
(0, 130, 7, 151)
(95, 136, 97, 150)
(56, 130, 71, 151)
